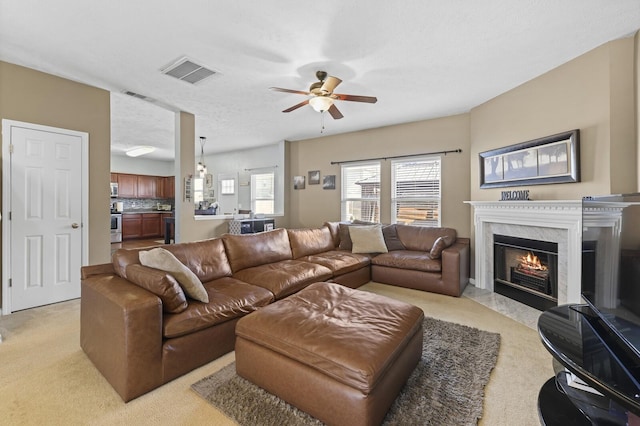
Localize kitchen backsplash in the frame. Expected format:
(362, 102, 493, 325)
(113, 198, 174, 211)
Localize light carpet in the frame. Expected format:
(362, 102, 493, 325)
(192, 317, 501, 426)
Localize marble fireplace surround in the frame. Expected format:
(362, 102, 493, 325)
(466, 201, 583, 305)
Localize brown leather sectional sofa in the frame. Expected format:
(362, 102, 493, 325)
(80, 223, 469, 402)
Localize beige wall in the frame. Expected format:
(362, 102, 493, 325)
(0, 62, 111, 269)
(470, 37, 637, 202)
(286, 114, 472, 237)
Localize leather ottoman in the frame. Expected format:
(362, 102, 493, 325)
(235, 282, 424, 426)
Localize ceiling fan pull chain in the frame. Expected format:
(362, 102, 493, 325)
(320, 111, 325, 133)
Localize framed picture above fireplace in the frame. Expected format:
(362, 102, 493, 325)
(479, 129, 580, 188)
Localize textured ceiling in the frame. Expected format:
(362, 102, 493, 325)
(1, 1, 639, 160)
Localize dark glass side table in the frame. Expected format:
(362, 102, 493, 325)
(538, 305, 640, 425)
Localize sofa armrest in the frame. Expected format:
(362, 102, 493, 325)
(80, 272, 163, 401)
(440, 238, 470, 297)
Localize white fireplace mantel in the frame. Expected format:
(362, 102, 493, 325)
(465, 200, 583, 305)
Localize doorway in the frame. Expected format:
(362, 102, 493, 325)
(2, 120, 89, 314)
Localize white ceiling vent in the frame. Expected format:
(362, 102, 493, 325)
(161, 57, 217, 84)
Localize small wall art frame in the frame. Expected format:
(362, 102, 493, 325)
(479, 129, 580, 188)
(308, 170, 320, 185)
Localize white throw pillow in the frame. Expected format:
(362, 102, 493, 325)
(349, 225, 389, 254)
(139, 248, 209, 303)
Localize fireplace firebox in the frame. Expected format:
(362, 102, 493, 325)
(494, 235, 558, 311)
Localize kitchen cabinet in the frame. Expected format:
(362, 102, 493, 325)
(112, 173, 175, 200)
(137, 175, 157, 199)
(117, 174, 138, 198)
(163, 176, 175, 199)
(122, 214, 142, 239)
(141, 213, 161, 237)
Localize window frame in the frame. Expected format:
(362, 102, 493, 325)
(391, 156, 442, 227)
(250, 171, 275, 214)
(340, 161, 381, 223)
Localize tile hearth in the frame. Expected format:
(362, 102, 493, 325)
(463, 284, 541, 330)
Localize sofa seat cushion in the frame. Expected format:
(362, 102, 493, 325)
(162, 277, 274, 338)
(301, 250, 371, 276)
(233, 260, 332, 299)
(372, 250, 442, 272)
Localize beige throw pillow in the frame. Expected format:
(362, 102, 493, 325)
(349, 225, 389, 254)
(139, 247, 209, 303)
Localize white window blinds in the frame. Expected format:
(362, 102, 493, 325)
(392, 157, 441, 226)
(341, 162, 381, 222)
(251, 172, 274, 214)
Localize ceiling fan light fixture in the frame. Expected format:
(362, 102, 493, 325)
(125, 146, 156, 157)
(309, 96, 333, 112)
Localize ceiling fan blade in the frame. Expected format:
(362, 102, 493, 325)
(270, 87, 311, 96)
(320, 76, 342, 94)
(328, 104, 343, 120)
(334, 94, 377, 103)
(282, 99, 309, 113)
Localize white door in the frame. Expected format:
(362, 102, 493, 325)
(2, 121, 87, 312)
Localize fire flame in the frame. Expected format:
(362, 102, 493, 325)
(519, 252, 547, 271)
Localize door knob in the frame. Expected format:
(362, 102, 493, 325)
(71, 223, 79, 229)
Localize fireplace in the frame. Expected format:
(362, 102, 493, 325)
(493, 235, 558, 311)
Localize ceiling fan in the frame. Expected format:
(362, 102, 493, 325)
(270, 71, 377, 119)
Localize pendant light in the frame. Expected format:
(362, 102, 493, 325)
(197, 136, 208, 178)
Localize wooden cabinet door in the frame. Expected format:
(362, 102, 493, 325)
(156, 177, 166, 198)
(137, 175, 157, 199)
(110, 173, 118, 183)
(122, 214, 142, 239)
(142, 213, 161, 237)
(164, 176, 175, 199)
(118, 174, 138, 198)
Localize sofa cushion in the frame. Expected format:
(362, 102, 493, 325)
(430, 236, 455, 259)
(125, 264, 188, 314)
(164, 238, 232, 282)
(323, 221, 342, 247)
(111, 238, 233, 283)
(222, 228, 293, 273)
(233, 260, 333, 299)
(349, 225, 389, 254)
(301, 250, 371, 275)
(139, 248, 209, 303)
(371, 250, 442, 273)
(382, 225, 406, 251)
(395, 225, 457, 252)
(162, 277, 274, 338)
(338, 222, 376, 251)
(288, 226, 335, 259)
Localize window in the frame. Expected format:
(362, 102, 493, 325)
(341, 162, 381, 222)
(193, 177, 204, 205)
(392, 157, 441, 226)
(251, 172, 275, 214)
(220, 178, 235, 195)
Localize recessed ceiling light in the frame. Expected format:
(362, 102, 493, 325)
(125, 146, 156, 157)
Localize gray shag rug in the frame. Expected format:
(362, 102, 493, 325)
(191, 317, 501, 426)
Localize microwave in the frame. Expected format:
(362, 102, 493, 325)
(110, 182, 118, 198)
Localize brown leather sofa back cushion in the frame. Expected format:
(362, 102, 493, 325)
(323, 221, 342, 247)
(112, 238, 232, 282)
(287, 226, 335, 259)
(222, 228, 293, 273)
(395, 224, 457, 252)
